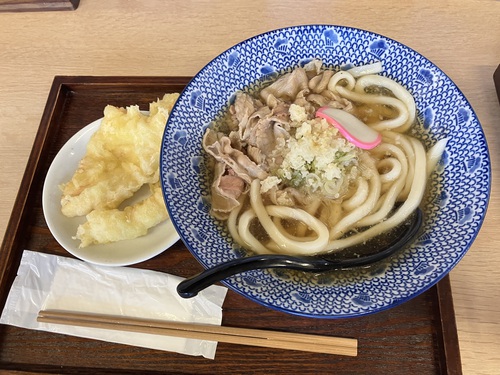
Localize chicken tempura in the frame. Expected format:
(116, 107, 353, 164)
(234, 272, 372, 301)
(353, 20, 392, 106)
(74, 182, 168, 247)
(59, 93, 179, 247)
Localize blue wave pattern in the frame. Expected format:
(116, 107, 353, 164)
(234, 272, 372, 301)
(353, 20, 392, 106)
(160, 25, 490, 318)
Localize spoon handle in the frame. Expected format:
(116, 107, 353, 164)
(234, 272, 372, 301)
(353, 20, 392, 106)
(177, 255, 332, 298)
(177, 209, 422, 298)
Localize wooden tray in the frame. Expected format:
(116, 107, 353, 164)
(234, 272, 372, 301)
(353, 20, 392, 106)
(0, 76, 462, 374)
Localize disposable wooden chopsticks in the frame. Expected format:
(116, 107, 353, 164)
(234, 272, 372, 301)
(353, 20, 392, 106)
(37, 309, 357, 356)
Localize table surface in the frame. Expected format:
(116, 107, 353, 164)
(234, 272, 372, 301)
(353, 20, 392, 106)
(0, 1, 498, 374)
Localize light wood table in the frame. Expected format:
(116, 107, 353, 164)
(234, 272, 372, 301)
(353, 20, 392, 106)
(0, 1, 498, 373)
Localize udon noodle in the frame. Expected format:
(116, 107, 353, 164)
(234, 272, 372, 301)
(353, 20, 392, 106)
(203, 59, 444, 256)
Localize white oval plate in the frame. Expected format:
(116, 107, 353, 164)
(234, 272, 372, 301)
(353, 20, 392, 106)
(43, 117, 180, 266)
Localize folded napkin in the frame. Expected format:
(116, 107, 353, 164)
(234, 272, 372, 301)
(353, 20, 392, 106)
(0, 250, 227, 359)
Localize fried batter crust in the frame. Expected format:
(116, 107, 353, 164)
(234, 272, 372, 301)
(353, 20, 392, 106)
(59, 93, 179, 247)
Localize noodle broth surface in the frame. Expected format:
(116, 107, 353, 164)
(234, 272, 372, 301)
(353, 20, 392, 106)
(203, 60, 429, 257)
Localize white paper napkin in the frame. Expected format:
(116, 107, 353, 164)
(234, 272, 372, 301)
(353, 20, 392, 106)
(0, 250, 227, 359)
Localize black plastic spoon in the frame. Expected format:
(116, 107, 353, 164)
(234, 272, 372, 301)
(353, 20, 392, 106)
(177, 208, 422, 298)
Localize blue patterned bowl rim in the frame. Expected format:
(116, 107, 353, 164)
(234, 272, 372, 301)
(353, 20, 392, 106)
(160, 25, 491, 318)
